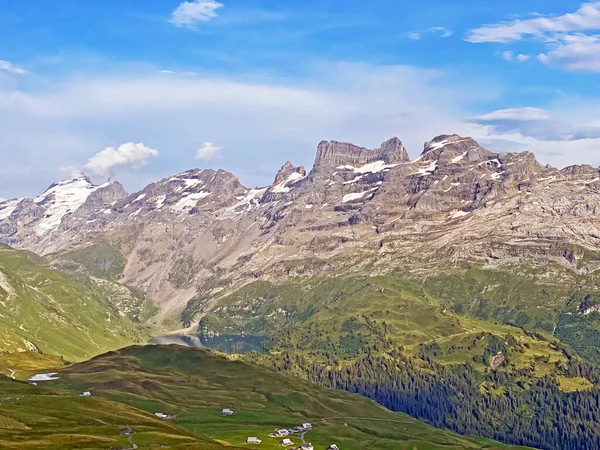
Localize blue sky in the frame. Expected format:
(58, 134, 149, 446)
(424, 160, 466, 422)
(2, 0, 600, 197)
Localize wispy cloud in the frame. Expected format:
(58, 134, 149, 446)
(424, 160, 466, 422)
(475, 107, 550, 121)
(0, 60, 27, 74)
(195, 142, 223, 160)
(169, 0, 223, 28)
(467, 2, 600, 43)
(472, 106, 600, 141)
(467, 2, 600, 72)
(408, 26, 453, 40)
(538, 32, 600, 71)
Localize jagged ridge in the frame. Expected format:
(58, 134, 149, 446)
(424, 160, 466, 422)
(1, 134, 600, 324)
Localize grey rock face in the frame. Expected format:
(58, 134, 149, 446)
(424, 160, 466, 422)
(313, 137, 409, 171)
(273, 162, 306, 185)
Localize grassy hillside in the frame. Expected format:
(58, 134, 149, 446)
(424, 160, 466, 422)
(183, 272, 582, 379)
(0, 244, 152, 361)
(43, 345, 531, 450)
(0, 375, 238, 449)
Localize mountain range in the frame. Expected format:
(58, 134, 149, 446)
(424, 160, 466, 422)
(4, 134, 600, 448)
(2, 134, 600, 330)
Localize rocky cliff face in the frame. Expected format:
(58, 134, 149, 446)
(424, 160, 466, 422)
(313, 137, 409, 171)
(3, 135, 600, 324)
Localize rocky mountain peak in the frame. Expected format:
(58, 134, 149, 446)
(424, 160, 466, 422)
(420, 135, 494, 164)
(560, 164, 600, 179)
(273, 161, 306, 185)
(110, 168, 248, 219)
(313, 137, 409, 172)
(81, 181, 127, 209)
(379, 137, 410, 163)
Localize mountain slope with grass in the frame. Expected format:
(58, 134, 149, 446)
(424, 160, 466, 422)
(0, 244, 153, 361)
(0, 374, 238, 449)
(40, 344, 530, 450)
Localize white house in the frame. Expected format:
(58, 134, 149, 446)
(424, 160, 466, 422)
(80, 391, 91, 397)
(302, 423, 312, 430)
(300, 444, 314, 450)
(281, 438, 294, 446)
(155, 413, 169, 419)
(328, 445, 340, 450)
(221, 408, 234, 416)
(275, 428, 290, 436)
(247, 437, 262, 444)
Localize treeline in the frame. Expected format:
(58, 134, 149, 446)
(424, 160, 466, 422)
(254, 350, 600, 450)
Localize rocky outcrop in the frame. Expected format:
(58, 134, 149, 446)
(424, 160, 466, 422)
(312, 137, 409, 171)
(273, 162, 306, 185)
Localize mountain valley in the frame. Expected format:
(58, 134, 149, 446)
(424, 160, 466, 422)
(3, 134, 600, 448)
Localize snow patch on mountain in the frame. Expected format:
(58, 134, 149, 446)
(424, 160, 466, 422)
(451, 152, 469, 163)
(412, 160, 438, 176)
(337, 160, 398, 174)
(0, 199, 21, 221)
(172, 192, 210, 211)
(33, 177, 110, 236)
(155, 195, 166, 209)
(219, 188, 267, 220)
(426, 139, 468, 153)
(450, 210, 470, 219)
(272, 172, 306, 194)
(342, 187, 379, 203)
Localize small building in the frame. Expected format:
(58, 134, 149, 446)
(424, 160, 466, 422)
(281, 438, 294, 446)
(276, 428, 290, 436)
(302, 423, 312, 430)
(328, 445, 340, 450)
(154, 412, 173, 419)
(300, 444, 314, 450)
(80, 391, 91, 397)
(221, 408, 234, 416)
(247, 437, 262, 444)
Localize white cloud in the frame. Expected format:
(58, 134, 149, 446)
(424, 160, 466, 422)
(468, 2, 600, 72)
(83, 143, 159, 178)
(408, 26, 453, 40)
(467, 2, 600, 43)
(0, 60, 27, 74)
(195, 142, 223, 160)
(475, 107, 550, 121)
(498, 50, 514, 61)
(472, 104, 600, 144)
(537, 33, 600, 71)
(169, 0, 223, 28)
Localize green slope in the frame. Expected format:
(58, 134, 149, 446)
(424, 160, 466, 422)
(183, 272, 574, 377)
(0, 244, 152, 361)
(0, 375, 238, 449)
(42, 344, 530, 450)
